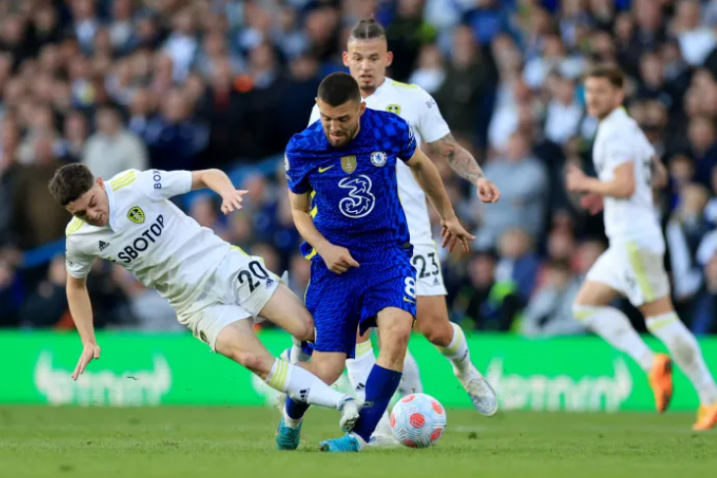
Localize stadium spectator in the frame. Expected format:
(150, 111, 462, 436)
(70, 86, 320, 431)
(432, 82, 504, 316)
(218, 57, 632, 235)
(666, 183, 712, 327)
(476, 131, 549, 249)
(83, 106, 148, 179)
(495, 228, 541, 303)
(434, 25, 489, 144)
(0, 252, 20, 327)
(163, 8, 199, 83)
(142, 89, 208, 170)
(18, 254, 68, 328)
(0, 118, 20, 246)
(520, 259, 585, 337)
(544, 74, 584, 146)
(451, 250, 521, 332)
(673, 0, 717, 67)
(10, 133, 70, 249)
(57, 110, 89, 163)
(408, 44, 446, 94)
(687, 116, 717, 189)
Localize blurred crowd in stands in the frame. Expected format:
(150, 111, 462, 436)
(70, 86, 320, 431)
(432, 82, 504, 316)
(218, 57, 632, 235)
(2, 0, 717, 336)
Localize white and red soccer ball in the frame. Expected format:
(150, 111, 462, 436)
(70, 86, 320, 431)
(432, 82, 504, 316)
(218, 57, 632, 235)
(390, 393, 447, 448)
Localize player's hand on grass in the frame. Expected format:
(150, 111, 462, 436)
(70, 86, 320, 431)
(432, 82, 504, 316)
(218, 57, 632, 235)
(476, 178, 501, 203)
(72, 342, 101, 380)
(319, 244, 360, 274)
(220, 190, 249, 215)
(440, 217, 475, 253)
(580, 193, 604, 215)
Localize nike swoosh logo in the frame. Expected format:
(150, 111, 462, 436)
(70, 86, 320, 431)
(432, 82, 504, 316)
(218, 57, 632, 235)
(319, 165, 335, 173)
(403, 297, 416, 304)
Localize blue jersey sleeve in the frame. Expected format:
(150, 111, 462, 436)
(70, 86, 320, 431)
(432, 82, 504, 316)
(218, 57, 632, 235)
(392, 115, 417, 161)
(285, 140, 310, 195)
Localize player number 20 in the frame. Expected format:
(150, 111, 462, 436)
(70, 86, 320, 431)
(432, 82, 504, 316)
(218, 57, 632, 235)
(238, 261, 270, 293)
(404, 277, 416, 299)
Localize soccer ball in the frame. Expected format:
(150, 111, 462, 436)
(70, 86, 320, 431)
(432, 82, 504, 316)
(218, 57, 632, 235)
(390, 393, 447, 448)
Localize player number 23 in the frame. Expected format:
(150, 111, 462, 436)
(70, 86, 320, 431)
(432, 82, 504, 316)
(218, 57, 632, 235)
(412, 253, 440, 279)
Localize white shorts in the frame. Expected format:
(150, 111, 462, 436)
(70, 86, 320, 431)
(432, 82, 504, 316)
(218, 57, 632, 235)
(586, 241, 670, 307)
(411, 242, 447, 296)
(178, 247, 280, 351)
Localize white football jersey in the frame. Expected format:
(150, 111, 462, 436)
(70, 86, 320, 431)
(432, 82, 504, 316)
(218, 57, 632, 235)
(592, 108, 664, 249)
(310, 77, 451, 246)
(65, 169, 231, 314)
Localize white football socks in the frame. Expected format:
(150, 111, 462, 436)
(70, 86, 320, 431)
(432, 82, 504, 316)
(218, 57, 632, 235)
(347, 340, 376, 402)
(399, 350, 424, 394)
(646, 313, 717, 405)
(265, 359, 348, 409)
(573, 305, 655, 372)
(436, 322, 479, 376)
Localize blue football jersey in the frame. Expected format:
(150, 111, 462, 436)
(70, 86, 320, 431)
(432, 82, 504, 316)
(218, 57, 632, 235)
(285, 108, 417, 264)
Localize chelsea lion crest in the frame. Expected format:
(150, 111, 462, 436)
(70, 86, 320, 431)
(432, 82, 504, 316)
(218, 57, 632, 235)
(370, 151, 387, 167)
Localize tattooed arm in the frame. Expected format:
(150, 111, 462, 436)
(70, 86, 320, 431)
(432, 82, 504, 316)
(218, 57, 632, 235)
(427, 133, 501, 203)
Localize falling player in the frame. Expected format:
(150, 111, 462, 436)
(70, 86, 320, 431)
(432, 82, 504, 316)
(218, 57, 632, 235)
(279, 73, 474, 452)
(48, 164, 360, 433)
(297, 18, 501, 440)
(567, 65, 717, 431)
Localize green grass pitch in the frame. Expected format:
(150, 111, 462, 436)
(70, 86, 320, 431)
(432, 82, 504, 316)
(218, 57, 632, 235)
(1, 406, 716, 478)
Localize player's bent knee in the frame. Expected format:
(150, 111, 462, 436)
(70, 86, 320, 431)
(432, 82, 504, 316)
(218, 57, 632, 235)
(416, 316, 452, 346)
(312, 360, 344, 385)
(380, 318, 412, 357)
(292, 318, 314, 343)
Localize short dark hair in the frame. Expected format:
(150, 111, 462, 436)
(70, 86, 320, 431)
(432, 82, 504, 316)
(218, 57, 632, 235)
(586, 65, 625, 89)
(48, 163, 95, 206)
(349, 17, 385, 41)
(317, 72, 361, 107)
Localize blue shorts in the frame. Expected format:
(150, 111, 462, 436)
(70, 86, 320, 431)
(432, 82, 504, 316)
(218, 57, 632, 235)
(305, 255, 417, 358)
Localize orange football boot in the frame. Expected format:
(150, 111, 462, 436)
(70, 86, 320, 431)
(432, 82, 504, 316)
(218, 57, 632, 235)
(692, 401, 717, 431)
(648, 354, 673, 413)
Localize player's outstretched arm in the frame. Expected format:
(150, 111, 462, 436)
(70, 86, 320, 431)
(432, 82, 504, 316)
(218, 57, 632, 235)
(566, 162, 635, 199)
(406, 149, 475, 253)
(66, 275, 101, 380)
(427, 133, 500, 204)
(288, 191, 359, 274)
(190, 169, 248, 215)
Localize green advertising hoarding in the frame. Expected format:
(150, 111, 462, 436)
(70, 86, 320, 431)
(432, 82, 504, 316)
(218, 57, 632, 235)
(1, 331, 715, 412)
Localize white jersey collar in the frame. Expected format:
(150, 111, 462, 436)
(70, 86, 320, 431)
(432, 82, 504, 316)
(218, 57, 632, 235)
(362, 77, 393, 102)
(602, 106, 627, 125)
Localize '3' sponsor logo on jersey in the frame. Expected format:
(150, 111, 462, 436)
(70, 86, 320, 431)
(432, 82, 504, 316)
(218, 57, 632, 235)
(338, 175, 375, 218)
